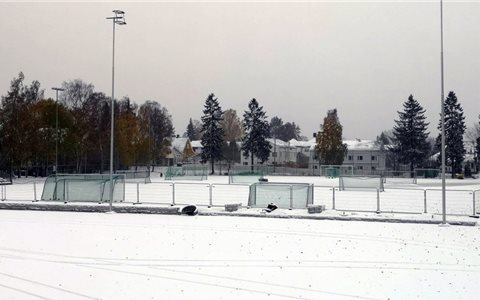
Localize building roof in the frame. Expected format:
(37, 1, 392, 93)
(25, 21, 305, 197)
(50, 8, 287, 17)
(344, 139, 381, 151)
(267, 138, 288, 147)
(190, 140, 202, 148)
(171, 138, 189, 151)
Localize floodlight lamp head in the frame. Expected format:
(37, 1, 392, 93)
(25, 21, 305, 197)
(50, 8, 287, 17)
(113, 10, 125, 15)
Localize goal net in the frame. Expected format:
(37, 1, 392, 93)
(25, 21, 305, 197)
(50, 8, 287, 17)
(320, 165, 354, 178)
(229, 165, 267, 184)
(41, 174, 125, 203)
(116, 170, 151, 183)
(381, 170, 416, 184)
(248, 182, 314, 208)
(165, 165, 208, 181)
(339, 175, 384, 191)
(414, 168, 441, 179)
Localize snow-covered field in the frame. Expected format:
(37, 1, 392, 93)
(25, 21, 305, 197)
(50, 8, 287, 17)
(0, 210, 479, 300)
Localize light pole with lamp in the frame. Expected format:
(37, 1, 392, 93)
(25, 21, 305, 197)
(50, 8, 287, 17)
(106, 10, 127, 211)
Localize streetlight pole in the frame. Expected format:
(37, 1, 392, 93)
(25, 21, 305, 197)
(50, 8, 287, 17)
(440, 0, 447, 225)
(51, 87, 64, 175)
(106, 10, 126, 211)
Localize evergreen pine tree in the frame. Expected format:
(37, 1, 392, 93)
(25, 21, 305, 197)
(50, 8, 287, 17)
(436, 91, 466, 177)
(392, 95, 431, 173)
(315, 109, 347, 165)
(186, 118, 196, 140)
(200, 93, 224, 174)
(241, 98, 271, 168)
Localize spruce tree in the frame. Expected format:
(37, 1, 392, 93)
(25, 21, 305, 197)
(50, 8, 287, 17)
(315, 109, 347, 165)
(436, 91, 466, 177)
(186, 118, 196, 140)
(392, 95, 431, 173)
(200, 93, 224, 174)
(242, 98, 271, 168)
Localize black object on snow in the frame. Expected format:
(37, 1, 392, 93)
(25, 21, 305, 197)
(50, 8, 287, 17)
(264, 203, 278, 213)
(181, 205, 198, 216)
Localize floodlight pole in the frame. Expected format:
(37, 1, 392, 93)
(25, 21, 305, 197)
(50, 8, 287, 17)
(440, 0, 447, 225)
(106, 10, 126, 211)
(52, 87, 64, 175)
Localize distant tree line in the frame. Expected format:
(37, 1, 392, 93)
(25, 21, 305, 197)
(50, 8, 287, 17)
(0, 73, 173, 177)
(1, 72, 479, 177)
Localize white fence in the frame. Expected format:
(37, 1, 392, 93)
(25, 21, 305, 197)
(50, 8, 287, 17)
(1, 181, 479, 217)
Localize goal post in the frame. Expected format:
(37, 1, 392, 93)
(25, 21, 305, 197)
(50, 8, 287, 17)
(320, 165, 354, 178)
(339, 175, 384, 191)
(248, 182, 314, 209)
(229, 165, 267, 184)
(41, 174, 125, 203)
(116, 169, 151, 183)
(165, 165, 208, 181)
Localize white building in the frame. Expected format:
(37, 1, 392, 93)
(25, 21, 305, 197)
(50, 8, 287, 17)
(240, 138, 386, 174)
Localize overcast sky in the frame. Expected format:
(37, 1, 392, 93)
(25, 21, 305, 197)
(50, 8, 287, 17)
(0, 0, 479, 140)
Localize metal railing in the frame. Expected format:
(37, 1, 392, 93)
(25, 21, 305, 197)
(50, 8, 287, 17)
(1, 180, 479, 217)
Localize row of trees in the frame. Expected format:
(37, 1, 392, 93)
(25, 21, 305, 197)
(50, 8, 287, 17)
(0, 73, 174, 177)
(380, 92, 479, 177)
(197, 94, 272, 174)
(1, 72, 478, 177)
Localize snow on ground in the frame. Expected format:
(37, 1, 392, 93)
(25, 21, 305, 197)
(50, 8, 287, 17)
(0, 210, 479, 300)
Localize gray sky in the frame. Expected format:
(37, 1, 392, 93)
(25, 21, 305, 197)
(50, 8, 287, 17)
(0, 0, 479, 140)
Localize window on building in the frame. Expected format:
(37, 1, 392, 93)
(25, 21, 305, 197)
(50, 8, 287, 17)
(348, 155, 353, 161)
(371, 166, 376, 170)
(243, 162, 248, 166)
(357, 166, 363, 170)
(371, 156, 376, 161)
(357, 155, 363, 160)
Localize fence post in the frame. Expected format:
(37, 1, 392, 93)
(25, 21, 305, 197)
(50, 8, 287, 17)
(171, 183, 175, 206)
(311, 184, 314, 206)
(65, 181, 69, 203)
(472, 191, 476, 216)
(33, 182, 37, 202)
(332, 187, 336, 210)
(376, 188, 380, 214)
(289, 185, 293, 210)
(209, 184, 213, 207)
(136, 182, 140, 204)
(423, 189, 427, 213)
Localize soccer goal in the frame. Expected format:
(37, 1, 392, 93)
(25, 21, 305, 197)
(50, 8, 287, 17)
(248, 182, 314, 209)
(414, 168, 441, 179)
(41, 174, 125, 203)
(229, 165, 267, 184)
(165, 165, 208, 181)
(116, 169, 151, 183)
(320, 165, 354, 178)
(381, 170, 416, 184)
(339, 175, 384, 191)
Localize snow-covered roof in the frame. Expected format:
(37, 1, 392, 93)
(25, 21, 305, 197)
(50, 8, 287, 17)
(190, 140, 202, 148)
(171, 138, 189, 151)
(267, 138, 288, 147)
(344, 139, 381, 151)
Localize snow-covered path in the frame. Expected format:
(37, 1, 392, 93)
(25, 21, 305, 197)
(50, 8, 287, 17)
(0, 210, 479, 300)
